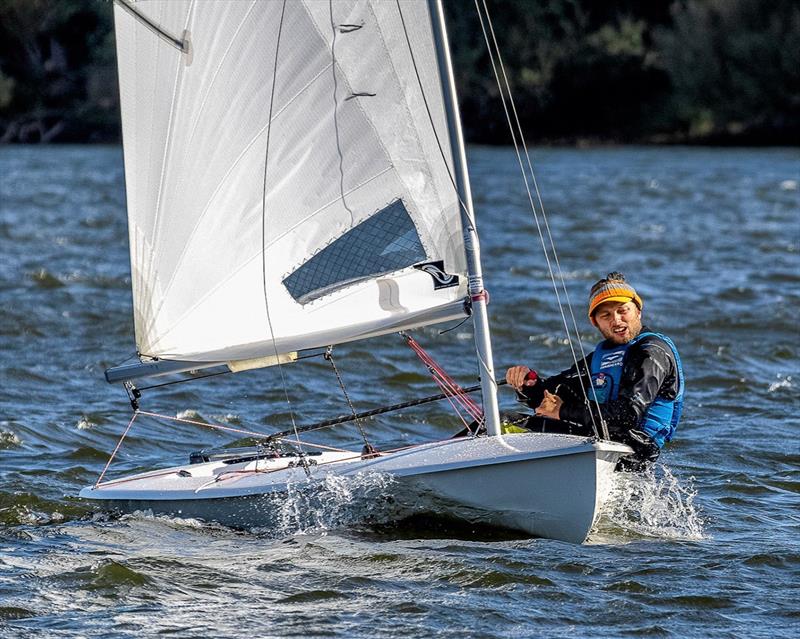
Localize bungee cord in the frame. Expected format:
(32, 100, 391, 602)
(473, 0, 609, 439)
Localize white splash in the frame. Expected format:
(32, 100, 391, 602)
(16, 508, 65, 526)
(767, 374, 793, 393)
(209, 413, 241, 424)
(176, 409, 204, 421)
(0, 429, 22, 448)
(264, 471, 399, 537)
(779, 179, 798, 191)
(121, 509, 213, 530)
(592, 465, 706, 542)
(76, 415, 94, 430)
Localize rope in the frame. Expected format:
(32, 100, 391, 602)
(324, 346, 374, 450)
(94, 411, 139, 488)
(435, 376, 478, 433)
(473, 0, 608, 439)
(258, 0, 309, 457)
(138, 410, 270, 439)
(405, 337, 482, 422)
(403, 334, 483, 433)
(405, 336, 482, 420)
(136, 411, 350, 453)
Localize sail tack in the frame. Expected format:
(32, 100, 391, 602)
(113, 0, 467, 362)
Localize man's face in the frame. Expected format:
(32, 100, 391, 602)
(592, 300, 642, 344)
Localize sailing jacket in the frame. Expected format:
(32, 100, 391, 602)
(516, 326, 683, 446)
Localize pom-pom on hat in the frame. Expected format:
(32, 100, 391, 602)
(588, 272, 643, 318)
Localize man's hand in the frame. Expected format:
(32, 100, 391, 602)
(535, 390, 562, 420)
(506, 365, 537, 391)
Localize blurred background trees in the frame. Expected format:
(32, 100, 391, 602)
(0, 0, 797, 145)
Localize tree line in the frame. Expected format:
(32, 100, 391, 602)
(0, 0, 797, 145)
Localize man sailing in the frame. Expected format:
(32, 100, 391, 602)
(505, 272, 684, 470)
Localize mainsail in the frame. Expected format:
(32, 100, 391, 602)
(113, 0, 468, 364)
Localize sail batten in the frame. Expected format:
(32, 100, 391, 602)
(115, 1, 467, 362)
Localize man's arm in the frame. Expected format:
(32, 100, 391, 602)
(513, 355, 593, 411)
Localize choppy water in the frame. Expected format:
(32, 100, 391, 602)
(1, 145, 798, 637)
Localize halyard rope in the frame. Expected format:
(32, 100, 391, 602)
(473, 0, 608, 439)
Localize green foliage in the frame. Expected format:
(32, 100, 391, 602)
(445, 0, 676, 142)
(0, 70, 14, 109)
(655, 0, 800, 142)
(0, 0, 117, 142)
(0, 0, 795, 144)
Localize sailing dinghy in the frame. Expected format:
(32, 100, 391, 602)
(81, 0, 632, 544)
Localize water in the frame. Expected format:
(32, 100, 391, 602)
(1, 145, 798, 637)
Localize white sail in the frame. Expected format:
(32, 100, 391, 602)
(113, 0, 467, 363)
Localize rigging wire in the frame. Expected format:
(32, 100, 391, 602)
(324, 346, 376, 453)
(258, 0, 309, 461)
(473, 0, 608, 439)
(94, 410, 139, 488)
(477, 0, 605, 429)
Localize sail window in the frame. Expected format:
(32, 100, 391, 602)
(283, 199, 427, 303)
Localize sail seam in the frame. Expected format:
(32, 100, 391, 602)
(183, 2, 259, 152)
(369, 1, 451, 257)
(154, 58, 337, 313)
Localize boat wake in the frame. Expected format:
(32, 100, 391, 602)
(590, 464, 707, 543)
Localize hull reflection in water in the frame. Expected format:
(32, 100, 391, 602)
(80, 432, 631, 544)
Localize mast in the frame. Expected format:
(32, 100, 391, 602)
(428, 0, 502, 437)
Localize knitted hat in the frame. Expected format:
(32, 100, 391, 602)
(588, 272, 643, 317)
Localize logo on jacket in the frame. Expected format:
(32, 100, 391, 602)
(591, 371, 612, 403)
(600, 350, 625, 369)
(414, 261, 459, 289)
(594, 372, 608, 387)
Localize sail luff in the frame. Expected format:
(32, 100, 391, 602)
(427, 0, 502, 437)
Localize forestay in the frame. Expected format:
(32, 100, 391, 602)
(113, 0, 468, 364)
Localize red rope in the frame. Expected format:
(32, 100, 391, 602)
(405, 336, 483, 419)
(427, 366, 477, 431)
(404, 335, 484, 425)
(411, 339, 483, 415)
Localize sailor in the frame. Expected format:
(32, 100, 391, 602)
(505, 272, 684, 470)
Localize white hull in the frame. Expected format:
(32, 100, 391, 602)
(79, 433, 631, 543)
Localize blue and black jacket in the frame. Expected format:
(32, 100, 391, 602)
(517, 326, 683, 447)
